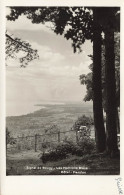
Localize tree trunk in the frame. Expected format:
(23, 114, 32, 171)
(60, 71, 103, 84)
(116, 107, 120, 134)
(105, 23, 118, 154)
(93, 9, 106, 152)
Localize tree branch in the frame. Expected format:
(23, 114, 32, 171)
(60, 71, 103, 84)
(6, 33, 34, 52)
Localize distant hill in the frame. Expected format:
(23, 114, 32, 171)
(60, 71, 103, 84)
(6, 103, 93, 138)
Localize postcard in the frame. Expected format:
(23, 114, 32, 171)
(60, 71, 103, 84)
(0, 0, 124, 194)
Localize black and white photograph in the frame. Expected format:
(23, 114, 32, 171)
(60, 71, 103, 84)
(5, 6, 120, 176)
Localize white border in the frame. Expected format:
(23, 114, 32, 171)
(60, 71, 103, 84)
(1, 1, 124, 195)
(5, 0, 123, 7)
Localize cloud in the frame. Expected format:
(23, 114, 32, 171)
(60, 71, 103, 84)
(6, 47, 91, 83)
(6, 39, 65, 68)
(6, 36, 91, 86)
(31, 42, 65, 62)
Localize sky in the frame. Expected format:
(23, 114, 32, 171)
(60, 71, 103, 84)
(6, 8, 93, 116)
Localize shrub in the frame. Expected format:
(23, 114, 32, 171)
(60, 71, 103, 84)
(6, 127, 16, 145)
(73, 115, 94, 132)
(74, 137, 96, 156)
(41, 141, 75, 163)
(41, 137, 95, 163)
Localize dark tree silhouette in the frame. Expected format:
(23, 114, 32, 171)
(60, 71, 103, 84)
(92, 8, 106, 151)
(104, 9, 119, 153)
(80, 32, 120, 153)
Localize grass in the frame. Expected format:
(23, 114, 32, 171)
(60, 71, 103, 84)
(6, 150, 120, 175)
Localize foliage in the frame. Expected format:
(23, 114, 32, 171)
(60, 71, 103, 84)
(72, 137, 95, 156)
(41, 137, 95, 163)
(44, 124, 60, 134)
(80, 72, 93, 101)
(6, 7, 93, 53)
(6, 127, 16, 145)
(6, 7, 119, 53)
(80, 32, 120, 109)
(41, 141, 73, 163)
(6, 32, 39, 67)
(73, 115, 94, 132)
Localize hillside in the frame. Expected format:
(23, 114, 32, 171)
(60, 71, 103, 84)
(6, 103, 93, 138)
(6, 102, 120, 176)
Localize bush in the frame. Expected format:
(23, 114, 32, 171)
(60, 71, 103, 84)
(6, 127, 16, 145)
(41, 137, 95, 163)
(73, 137, 96, 156)
(41, 141, 75, 163)
(73, 115, 94, 132)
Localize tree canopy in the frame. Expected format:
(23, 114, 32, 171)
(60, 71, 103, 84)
(6, 7, 119, 52)
(6, 7, 94, 53)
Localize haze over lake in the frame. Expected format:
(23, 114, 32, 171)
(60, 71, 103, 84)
(6, 102, 45, 116)
(6, 101, 91, 117)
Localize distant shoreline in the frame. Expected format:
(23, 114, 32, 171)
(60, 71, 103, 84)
(6, 101, 92, 117)
(6, 105, 46, 117)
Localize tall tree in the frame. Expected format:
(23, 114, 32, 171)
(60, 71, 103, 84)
(95, 7, 120, 154)
(103, 8, 119, 153)
(80, 32, 120, 153)
(92, 8, 106, 151)
(80, 8, 120, 154)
